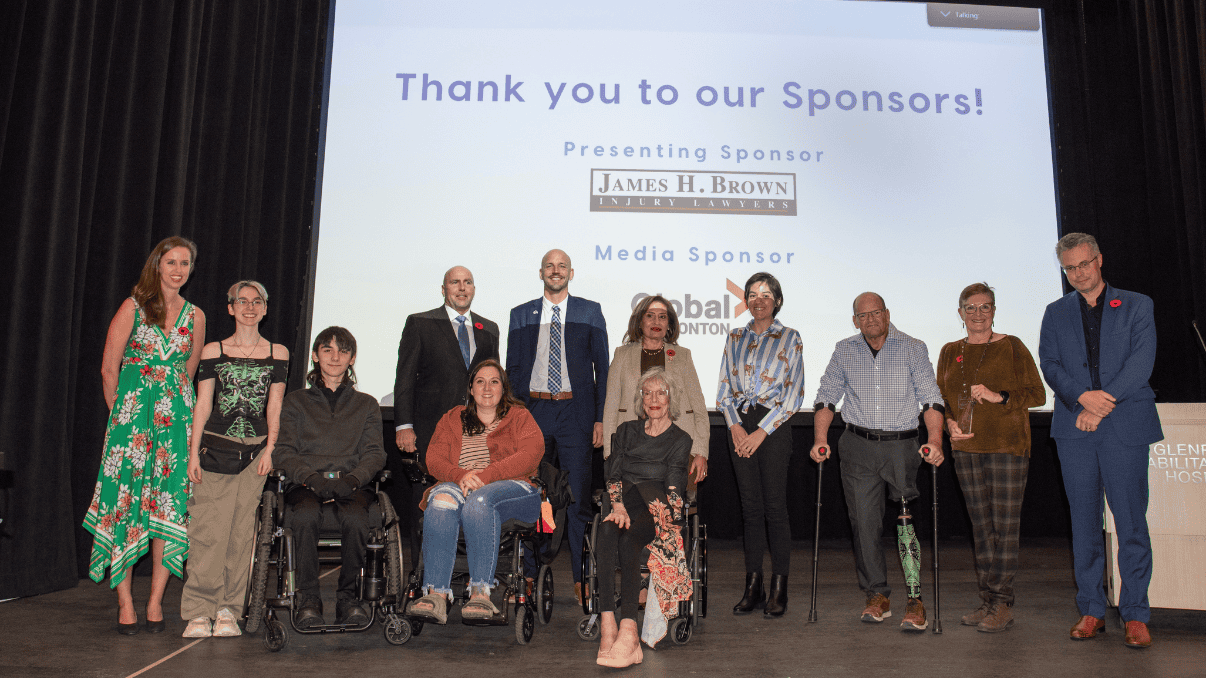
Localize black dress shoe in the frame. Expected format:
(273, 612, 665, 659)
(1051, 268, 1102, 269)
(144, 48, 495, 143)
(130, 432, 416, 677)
(145, 618, 166, 633)
(295, 594, 324, 629)
(764, 574, 788, 617)
(117, 621, 140, 636)
(733, 572, 766, 615)
(336, 598, 370, 626)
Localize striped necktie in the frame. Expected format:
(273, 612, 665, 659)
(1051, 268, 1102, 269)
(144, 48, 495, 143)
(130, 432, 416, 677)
(548, 305, 562, 393)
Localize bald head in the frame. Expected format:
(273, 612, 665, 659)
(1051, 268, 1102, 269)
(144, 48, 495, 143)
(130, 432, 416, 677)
(442, 265, 475, 314)
(852, 292, 885, 315)
(539, 249, 574, 298)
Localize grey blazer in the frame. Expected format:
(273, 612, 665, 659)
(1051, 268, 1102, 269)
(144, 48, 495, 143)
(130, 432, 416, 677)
(601, 342, 710, 460)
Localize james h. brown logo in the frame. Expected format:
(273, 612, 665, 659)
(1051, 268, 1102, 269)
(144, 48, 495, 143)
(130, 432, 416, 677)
(591, 169, 796, 216)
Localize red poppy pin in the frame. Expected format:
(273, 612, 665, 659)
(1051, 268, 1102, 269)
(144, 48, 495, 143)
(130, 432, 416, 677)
(956, 355, 963, 363)
(178, 327, 190, 336)
(475, 322, 483, 330)
(666, 349, 676, 358)
(1109, 299, 1121, 308)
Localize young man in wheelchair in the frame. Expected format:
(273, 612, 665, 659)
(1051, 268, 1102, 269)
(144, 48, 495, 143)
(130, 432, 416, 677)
(273, 327, 386, 628)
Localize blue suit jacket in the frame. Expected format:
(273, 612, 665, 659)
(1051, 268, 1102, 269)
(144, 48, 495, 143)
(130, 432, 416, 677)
(506, 295, 609, 433)
(1038, 285, 1162, 445)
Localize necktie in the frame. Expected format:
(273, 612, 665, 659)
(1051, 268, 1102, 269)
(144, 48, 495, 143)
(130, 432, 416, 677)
(456, 315, 471, 368)
(549, 305, 562, 393)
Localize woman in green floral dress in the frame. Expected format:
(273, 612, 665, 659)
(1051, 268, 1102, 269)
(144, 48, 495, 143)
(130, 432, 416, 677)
(84, 236, 207, 635)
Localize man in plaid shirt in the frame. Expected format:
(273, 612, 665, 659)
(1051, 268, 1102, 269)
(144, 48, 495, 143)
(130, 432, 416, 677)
(810, 292, 945, 632)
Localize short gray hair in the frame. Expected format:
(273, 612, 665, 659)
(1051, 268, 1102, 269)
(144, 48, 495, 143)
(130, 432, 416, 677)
(633, 367, 680, 420)
(1055, 233, 1100, 259)
(227, 280, 269, 304)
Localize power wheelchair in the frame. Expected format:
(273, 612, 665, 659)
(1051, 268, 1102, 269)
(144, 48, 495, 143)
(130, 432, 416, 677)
(576, 491, 708, 644)
(244, 469, 408, 651)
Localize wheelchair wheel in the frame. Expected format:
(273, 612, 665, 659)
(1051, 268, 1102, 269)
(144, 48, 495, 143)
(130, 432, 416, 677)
(536, 564, 554, 624)
(514, 605, 534, 644)
(263, 616, 287, 652)
(669, 616, 692, 644)
(379, 492, 404, 598)
(580, 513, 599, 615)
(383, 614, 412, 646)
(245, 490, 276, 634)
(576, 614, 600, 640)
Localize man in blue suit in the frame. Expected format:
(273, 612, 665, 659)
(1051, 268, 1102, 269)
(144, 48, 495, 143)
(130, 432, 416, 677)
(1039, 232, 1162, 649)
(507, 249, 609, 604)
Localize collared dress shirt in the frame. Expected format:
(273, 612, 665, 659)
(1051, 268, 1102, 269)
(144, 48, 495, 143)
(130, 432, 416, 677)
(528, 295, 573, 394)
(445, 303, 477, 362)
(814, 323, 943, 431)
(716, 318, 806, 434)
(1078, 284, 1107, 391)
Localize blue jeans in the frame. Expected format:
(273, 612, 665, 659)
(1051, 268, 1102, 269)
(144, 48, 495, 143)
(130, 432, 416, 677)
(421, 480, 541, 595)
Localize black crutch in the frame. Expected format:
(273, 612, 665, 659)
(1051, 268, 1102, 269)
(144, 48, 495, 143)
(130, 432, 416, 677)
(808, 454, 825, 623)
(931, 461, 943, 634)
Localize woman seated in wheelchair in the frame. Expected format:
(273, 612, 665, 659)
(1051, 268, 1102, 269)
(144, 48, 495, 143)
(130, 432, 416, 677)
(408, 359, 543, 624)
(596, 367, 692, 668)
(272, 326, 386, 628)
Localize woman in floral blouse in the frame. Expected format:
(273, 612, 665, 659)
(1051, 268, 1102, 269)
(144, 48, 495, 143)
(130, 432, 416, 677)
(83, 236, 207, 635)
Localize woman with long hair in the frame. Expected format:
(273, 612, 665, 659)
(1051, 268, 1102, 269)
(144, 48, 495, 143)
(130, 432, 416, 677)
(84, 236, 207, 635)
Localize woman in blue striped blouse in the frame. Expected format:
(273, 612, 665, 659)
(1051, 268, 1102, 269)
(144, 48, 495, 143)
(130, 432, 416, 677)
(716, 272, 806, 618)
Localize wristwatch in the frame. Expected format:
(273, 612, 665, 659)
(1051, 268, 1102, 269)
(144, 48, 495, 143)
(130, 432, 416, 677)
(999, 391, 1010, 405)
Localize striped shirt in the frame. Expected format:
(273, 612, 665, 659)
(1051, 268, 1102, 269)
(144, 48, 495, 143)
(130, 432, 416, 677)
(458, 419, 501, 470)
(716, 318, 806, 434)
(814, 324, 944, 432)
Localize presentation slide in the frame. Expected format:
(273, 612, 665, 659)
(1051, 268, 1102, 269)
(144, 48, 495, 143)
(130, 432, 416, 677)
(311, 0, 1062, 410)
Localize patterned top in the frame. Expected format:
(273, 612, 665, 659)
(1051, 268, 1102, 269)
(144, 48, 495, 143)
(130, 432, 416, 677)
(196, 347, 288, 438)
(716, 318, 805, 434)
(814, 323, 944, 432)
(458, 419, 501, 470)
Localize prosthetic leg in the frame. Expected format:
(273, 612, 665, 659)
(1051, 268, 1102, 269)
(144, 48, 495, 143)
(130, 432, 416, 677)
(896, 498, 922, 600)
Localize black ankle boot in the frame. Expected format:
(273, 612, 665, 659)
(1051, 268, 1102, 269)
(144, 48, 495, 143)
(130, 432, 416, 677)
(764, 574, 788, 617)
(733, 572, 766, 615)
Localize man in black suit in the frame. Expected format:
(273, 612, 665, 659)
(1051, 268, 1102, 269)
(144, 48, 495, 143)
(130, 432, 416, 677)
(393, 266, 500, 559)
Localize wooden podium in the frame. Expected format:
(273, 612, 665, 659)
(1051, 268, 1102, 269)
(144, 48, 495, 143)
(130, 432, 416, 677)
(1105, 403, 1206, 611)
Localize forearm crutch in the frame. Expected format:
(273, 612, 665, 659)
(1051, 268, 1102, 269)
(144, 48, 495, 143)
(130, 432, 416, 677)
(931, 462, 943, 634)
(808, 455, 824, 623)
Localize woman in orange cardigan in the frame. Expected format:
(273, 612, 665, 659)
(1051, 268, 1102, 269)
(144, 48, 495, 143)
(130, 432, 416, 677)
(407, 359, 544, 624)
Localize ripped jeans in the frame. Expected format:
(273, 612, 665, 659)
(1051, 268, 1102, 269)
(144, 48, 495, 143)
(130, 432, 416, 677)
(421, 480, 541, 596)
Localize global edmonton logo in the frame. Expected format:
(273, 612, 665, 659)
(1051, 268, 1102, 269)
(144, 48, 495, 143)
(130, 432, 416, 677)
(630, 280, 751, 336)
(591, 169, 796, 216)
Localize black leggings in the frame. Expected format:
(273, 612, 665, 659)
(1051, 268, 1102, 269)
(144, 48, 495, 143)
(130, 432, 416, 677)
(595, 481, 665, 621)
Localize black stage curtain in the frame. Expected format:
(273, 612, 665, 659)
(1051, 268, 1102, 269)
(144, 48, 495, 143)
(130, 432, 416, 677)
(1, 0, 1203, 600)
(0, 1, 329, 599)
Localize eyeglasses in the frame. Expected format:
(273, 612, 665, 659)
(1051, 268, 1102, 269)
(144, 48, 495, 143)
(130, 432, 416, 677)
(641, 389, 669, 397)
(962, 303, 994, 315)
(233, 298, 265, 308)
(855, 308, 885, 322)
(1060, 257, 1098, 275)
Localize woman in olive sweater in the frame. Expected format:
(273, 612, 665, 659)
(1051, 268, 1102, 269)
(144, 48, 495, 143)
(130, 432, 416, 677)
(936, 283, 1045, 633)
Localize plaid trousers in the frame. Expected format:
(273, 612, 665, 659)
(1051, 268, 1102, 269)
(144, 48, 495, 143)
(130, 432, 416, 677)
(952, 450, 1029, 606)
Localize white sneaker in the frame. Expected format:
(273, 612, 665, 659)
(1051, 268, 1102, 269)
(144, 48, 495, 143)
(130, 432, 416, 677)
(212, 608, 242, 637)
(183, 617, 212, 638)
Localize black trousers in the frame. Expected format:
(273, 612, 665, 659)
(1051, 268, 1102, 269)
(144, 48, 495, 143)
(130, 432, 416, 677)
(595, 481, 664, 621)
(285, 486, 375, 601)
(729, 405, 793, 576)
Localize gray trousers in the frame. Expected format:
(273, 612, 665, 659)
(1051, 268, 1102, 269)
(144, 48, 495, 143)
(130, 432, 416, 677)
(180, 453, 266, 620)
(838, 430, 921, 599)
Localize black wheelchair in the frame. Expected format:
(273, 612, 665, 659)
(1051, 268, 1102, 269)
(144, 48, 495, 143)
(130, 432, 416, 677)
(244, 470, 408, 651)
(392, 482, 558, 645)
(576, 492, 708, 644)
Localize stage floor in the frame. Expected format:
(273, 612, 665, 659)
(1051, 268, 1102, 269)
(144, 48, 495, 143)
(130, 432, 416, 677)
(3, 539, 1203, 678)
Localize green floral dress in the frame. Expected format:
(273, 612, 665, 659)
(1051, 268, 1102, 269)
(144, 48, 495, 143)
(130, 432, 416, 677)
(84, 300, 196, 587)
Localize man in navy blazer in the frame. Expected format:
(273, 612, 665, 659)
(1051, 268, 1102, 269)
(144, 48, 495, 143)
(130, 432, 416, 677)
(506, 249, 609, 602)
(1039, 232, 1162, 649)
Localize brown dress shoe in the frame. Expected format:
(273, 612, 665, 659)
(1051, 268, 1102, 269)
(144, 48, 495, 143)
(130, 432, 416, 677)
(1124, 621, 1151, 648)
(1069, 615, 1105, 639)
(976, 603, 1014, 633)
